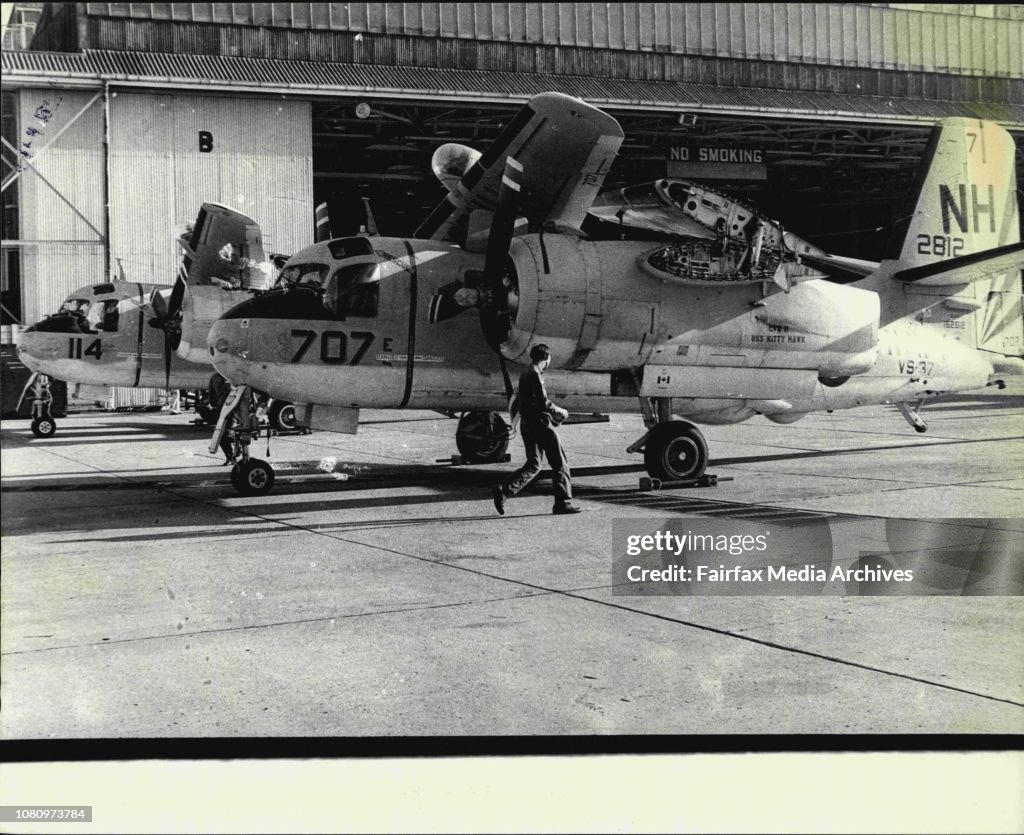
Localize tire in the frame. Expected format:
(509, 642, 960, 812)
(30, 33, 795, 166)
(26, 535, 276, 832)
(31, 416, 57, 438)
(455, 411, 510, 463)
(267, 400, 297, 432)
(231, 459, 275, 495)
(644, 421, 708, 482)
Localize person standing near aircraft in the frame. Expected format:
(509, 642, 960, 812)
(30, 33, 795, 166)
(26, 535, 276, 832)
(493, 344, 582, 516)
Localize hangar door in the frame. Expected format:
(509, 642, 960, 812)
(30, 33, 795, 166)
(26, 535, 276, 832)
(108, 93, 314, 285)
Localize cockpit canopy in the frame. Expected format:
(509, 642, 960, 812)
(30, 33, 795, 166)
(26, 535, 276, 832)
(27, 293, 121, 334)
(324, 262, 379, 318)
(276, 237, 382, 319)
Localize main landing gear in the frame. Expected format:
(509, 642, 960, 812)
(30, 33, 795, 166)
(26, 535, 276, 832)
(454, 411, 511, 463)
(628, 396, 710, 483)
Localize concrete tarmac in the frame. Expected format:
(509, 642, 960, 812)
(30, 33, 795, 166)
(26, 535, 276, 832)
(2, 386, 1023, 738)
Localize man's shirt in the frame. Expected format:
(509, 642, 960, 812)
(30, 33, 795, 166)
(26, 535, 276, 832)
(517, 365, 557, 425)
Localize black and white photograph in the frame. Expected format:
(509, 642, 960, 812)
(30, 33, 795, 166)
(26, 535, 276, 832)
(1, 3, 1022, 832)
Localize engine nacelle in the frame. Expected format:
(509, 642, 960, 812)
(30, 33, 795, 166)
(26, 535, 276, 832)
(499, 233, 881, 385)
(500, 235, 661, 370)
(178, 285, 249, 365)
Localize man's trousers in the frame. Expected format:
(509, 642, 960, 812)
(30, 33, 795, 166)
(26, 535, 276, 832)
(500, 420, 572, 506)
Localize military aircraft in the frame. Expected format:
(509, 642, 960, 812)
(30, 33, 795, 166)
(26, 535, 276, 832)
(204, 92, 1023, 495)
(15, 203, 298, 437)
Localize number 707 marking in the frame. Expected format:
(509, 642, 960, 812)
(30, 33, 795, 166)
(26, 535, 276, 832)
(290, 329, 375, 365)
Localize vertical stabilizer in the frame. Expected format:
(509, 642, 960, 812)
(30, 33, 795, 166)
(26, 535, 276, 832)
(887, 118, 1018, 268)
(882, 119, 1021, 358)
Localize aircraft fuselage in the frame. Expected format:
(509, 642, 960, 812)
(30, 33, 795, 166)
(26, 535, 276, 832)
(17, 282, 214, 390)
(208, 234, 993, 425)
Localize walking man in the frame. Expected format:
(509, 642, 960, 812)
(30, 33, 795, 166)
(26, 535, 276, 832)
(492, 344, 581, 515)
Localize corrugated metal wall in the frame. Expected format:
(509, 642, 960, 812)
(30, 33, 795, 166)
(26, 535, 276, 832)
(17, 89, 106, 325)
(82, 2, 1023, 79)
(108, 93, 313, 284)
(17, 89, 313, 318)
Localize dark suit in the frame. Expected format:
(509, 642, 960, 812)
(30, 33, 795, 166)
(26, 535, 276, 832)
(500, 364, 572, 507)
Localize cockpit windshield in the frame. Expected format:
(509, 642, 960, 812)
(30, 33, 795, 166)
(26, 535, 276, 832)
(59, 298, 91, 316)
(276, 262, 328, 290)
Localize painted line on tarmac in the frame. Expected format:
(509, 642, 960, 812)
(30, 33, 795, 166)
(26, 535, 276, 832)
(8, 443, 1023, 711)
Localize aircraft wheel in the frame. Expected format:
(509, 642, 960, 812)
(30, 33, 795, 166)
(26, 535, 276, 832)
(644, 421, 708, 482)
(267, 400, 297, 432)
(31, 416, 57, 438)
(455, 411, 510, 463)
(231, 459, 275, 495)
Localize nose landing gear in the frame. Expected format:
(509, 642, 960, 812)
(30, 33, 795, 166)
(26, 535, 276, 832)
(209, 384, 276, 495)
(19, 373, 58, 438)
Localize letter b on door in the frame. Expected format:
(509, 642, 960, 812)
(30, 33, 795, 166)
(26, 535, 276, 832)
(198, 131, 214, 153)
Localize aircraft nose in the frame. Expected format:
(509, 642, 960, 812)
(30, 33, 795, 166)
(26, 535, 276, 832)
(15, 329, 61, 373)
(207, 316, 252, 383)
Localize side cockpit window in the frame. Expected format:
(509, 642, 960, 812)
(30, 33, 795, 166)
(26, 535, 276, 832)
(84, 299, 119, 332)
(325, 263, 379, 319)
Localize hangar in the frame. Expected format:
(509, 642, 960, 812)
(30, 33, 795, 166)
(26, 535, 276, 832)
(2, 2, 1022, 370)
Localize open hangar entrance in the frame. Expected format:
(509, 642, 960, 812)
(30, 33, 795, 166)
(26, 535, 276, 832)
(310, 97, 1008, 260)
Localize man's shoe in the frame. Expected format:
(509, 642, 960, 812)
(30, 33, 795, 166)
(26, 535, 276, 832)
(492, 485, 506, 515)
(552, 503, 582, 515)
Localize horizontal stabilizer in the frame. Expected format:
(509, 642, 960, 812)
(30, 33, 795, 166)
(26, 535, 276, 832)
(893, 242, 1024, 285)
(797, 252, 879, 282)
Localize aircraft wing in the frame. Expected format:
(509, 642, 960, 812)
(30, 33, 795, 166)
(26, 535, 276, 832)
(416, 92, 624, 244)
(892, 241, 1024, 285)
(180, 203, 273, 290)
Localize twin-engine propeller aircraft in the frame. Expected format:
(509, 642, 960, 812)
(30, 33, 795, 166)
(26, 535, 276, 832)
(15, 203, 298, 437)
(205, 92, 1023, 495)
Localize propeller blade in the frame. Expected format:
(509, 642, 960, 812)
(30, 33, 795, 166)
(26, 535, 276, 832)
(427, 291, 464, 324)
(161, 267, 187, 388)
(314, 202, 332, 242)
(427, 281, 477, 324)
(361, 197, 378, 236)
(482, 156, 523, 282)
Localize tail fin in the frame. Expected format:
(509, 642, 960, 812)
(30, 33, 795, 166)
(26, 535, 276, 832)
(883, 118, 1022, 358)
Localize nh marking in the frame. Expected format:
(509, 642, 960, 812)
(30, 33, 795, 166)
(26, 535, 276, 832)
(939, 184, 995, 234)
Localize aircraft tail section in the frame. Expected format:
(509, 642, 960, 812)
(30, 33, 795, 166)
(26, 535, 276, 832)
(886, 118, 1018, 269)
(878, 118, 1022, 360)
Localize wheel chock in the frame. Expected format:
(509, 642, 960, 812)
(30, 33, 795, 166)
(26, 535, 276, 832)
(639, 473, 729, 491)
(436, 453, 512, 465)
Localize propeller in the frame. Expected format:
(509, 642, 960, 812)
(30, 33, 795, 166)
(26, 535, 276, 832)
(148, 260, 188, 389)
(427, 155, 523, 328)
